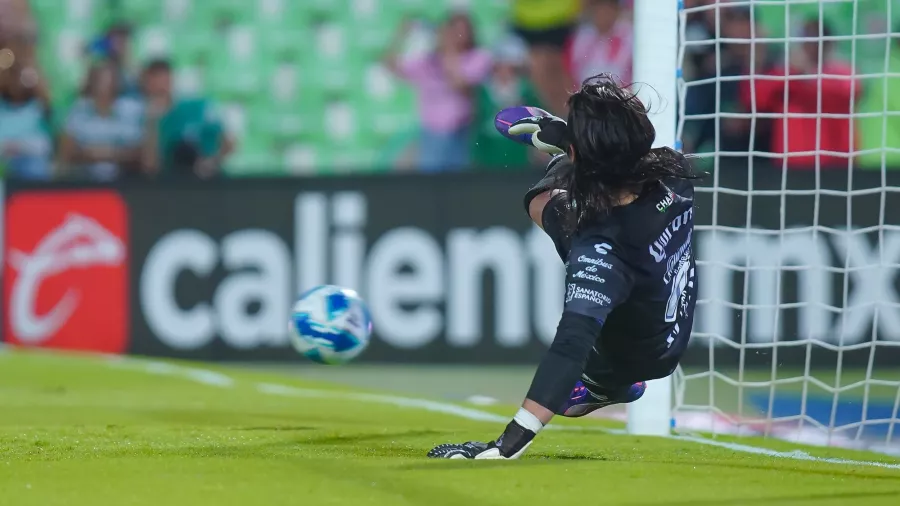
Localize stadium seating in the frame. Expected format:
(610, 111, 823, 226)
(28, 0, 511, 175)
(28, 0, 900, 175)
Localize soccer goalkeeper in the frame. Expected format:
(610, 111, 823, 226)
(428, 75, 700, 460)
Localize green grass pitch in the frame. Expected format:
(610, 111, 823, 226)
(2, 348, 900, 506)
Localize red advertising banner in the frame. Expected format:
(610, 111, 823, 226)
(3, 190, 129, 354)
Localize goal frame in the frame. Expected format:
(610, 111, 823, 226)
(626, 0, 680, 436)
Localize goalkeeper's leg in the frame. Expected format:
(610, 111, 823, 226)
(556, 344, 647, 418)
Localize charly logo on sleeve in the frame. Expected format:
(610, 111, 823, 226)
(594, 243, 611, 255)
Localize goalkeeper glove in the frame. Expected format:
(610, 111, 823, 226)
(426, 419, 537, 460)
(508, 114, 571, 156)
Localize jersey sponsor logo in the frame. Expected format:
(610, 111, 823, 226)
(594, 243, 611, 255)
(3, 191, 129, 353)
(649, 207, 694, 263)
(656, 191, 675, 213)
(585, 265, 597, 272)
(663, 230, 693, 284)
(665, 323, 680, 349)
(576, 255, 613, 270)
(679, 268, 695, 319)
(565, 283, 612, 306)
(573, 270, 606, 283)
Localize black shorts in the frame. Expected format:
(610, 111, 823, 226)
(513, 25, 573, 49)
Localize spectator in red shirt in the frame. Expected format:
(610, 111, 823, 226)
(741, 20, 861, 169)
(565, 0, 633, 86)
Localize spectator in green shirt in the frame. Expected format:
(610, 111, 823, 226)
(472, 37, 543, 170)
(140, 58, 235, 178)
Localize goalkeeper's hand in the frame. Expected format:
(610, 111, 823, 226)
(426, 420, 536, 460)
(508, 115, 571, 156)
(427, 441, 507, 460)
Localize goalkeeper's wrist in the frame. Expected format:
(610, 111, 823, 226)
(494, 408, 543, 457)
(513, 407, 544, 434)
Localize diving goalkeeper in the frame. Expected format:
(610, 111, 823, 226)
(428, 75, 700, 460)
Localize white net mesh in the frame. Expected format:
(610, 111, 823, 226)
(675, 0, 900, 454)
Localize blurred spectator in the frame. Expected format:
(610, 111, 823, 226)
(856, 26, 900, 169)
(385, 13, 492, 172)
(510, 0, 580, 113)
(684, 6, 769, 156)
(57, 61, 144, 181)
(85, 24, 139, 97)
(472, 37, 543, 170)
(140, 59, 235, 178)
(741, 20, 860, 169)
(0, 0, 49, 108)
(0, 62, 52, 180)
(0, 0, 37, 55)
(565, 0, 633, 85)
(682, 0, 718, 85)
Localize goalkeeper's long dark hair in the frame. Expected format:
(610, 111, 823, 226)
(562, 74, 700, 227)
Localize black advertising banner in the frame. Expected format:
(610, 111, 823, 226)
(123, 174, 561, 363)
(4, 166, 900, 365)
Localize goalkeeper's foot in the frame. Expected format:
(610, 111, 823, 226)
(557, 380, 647, 418)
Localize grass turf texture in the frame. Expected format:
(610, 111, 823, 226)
(2, 349, 900, 506)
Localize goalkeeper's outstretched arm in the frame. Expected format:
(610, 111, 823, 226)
(426, 311, 605, 460)
(524, 154, 574, 261)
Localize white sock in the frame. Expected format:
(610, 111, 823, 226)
(513, 407, 544, 435)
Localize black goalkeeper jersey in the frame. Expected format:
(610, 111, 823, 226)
(560, 179, 697, 376)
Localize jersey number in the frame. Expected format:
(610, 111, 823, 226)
(665, 257, 691, 323)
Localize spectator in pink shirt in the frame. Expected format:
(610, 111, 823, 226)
(565, 0, 633, 85)
(385, 13, 492, 172)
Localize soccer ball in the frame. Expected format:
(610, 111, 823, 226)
(289, 285, 373, 365)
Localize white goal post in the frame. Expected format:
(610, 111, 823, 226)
(627, 0, 680, 436)
(627, 0, 900, 454)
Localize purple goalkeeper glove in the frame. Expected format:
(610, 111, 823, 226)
(508, 115, 571, 157)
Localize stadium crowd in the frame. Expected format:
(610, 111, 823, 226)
(0, 0, 898, 179)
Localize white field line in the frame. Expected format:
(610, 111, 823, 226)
(108, 358, 900, 470)
(674, 434, 900, 470)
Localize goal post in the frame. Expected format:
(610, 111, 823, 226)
(626, 0, 680, 437)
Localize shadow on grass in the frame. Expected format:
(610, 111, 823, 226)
(400, 451, 900, 482)
(86, 428, 444, 460)
(301, 429, 443, 446)
(537, 453, 900, 481)
(623, 489, 900, 506)
(233, 426, 317, 432)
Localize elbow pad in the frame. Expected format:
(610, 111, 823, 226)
(522, 154, 572, 215)
(541, 192, 573, 261)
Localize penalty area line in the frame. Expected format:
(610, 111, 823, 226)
(106, 357, 900, 470)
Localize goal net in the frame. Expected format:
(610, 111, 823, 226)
(674, 0, 900, 455)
